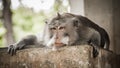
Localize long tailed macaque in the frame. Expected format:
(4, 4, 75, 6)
(7, 13, 110, 57)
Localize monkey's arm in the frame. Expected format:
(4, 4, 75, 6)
(7, 35, 44, 56)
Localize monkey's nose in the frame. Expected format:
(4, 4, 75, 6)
(55, 36, 59, 39)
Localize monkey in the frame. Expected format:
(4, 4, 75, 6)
(76, 15, 110, 50)
(7, 13, 110, 58)
(57, 13, 110, 50)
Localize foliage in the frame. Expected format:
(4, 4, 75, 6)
(0, 0, 69, 47)
(0, 21, 6, 47)
(12, 7, 46, 40)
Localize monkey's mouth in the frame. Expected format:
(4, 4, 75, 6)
(54, 43, 66, 47)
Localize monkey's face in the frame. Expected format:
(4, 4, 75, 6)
(45, 13, 81, 48)
(46, 20, 69, 48)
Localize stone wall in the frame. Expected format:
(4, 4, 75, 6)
(0, 45, 119, 68)
(69, 0, 120, 54)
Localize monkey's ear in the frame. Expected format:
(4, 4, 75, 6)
(72, 18, 80, 27)
(44, 19, 49, 24)
(57, 12, 61, 18)
(45, 21, 48, 24)
(73, 20, 79, 27)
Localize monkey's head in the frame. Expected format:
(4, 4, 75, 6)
(44, 13, 82, 49)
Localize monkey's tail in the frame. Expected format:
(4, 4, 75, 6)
(104, 30, 110, 50)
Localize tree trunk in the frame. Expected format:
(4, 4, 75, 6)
(2, 0, 15, 46)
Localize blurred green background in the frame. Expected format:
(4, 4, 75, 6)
(0, 0, 70, 47)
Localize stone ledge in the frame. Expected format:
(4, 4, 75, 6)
(0, 45, 119, 68)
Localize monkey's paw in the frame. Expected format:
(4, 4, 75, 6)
(93, 47, 99, 58)
(7, 45, 18, 56)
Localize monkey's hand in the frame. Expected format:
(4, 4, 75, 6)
(7, 44, 24, 56)
(92, 46, 99, 58)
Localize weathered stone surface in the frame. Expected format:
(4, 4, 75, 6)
(0, 45, 119, 68)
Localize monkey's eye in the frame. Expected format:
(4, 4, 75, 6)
(50, 27, 56, 30)
(59, 27, 65, 30)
